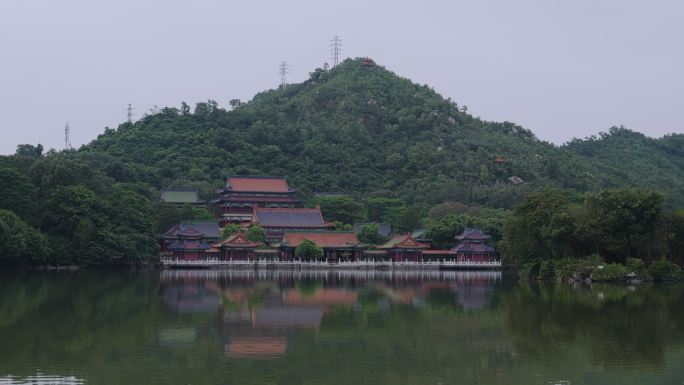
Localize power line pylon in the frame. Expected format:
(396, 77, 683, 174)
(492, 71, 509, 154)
(64, 122, 72, 150)
(279, 61, 289, 86)
(127, 103, 134, 123)
(330, 35, 342, 67)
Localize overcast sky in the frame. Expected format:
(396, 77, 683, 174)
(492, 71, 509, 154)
(1, 0, 682, 154)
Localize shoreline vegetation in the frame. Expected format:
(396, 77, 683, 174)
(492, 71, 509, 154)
(0, 59, 682, 271)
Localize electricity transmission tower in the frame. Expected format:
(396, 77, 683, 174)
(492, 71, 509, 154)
(127, 103, 134, 123)
(279, 61, 289, 86)
(64, 122, 72, 150)
(330, 35, 342, 67)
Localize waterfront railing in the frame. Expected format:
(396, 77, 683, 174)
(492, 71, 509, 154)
(160, 258, 502, 269)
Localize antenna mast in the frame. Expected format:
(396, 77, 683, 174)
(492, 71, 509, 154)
(330, 35, 342, 67)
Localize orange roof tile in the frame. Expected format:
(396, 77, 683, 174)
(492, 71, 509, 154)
(219, 232, 263, 248)
(283, 232, 360, 248)
(226, 176, 291, 193)
(378, 234, 429, 249)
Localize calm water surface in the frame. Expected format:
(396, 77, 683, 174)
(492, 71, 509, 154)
(1, 269, 683, 385)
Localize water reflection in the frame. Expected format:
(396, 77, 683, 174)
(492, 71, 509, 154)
(159, 270, 502, 362)
(1, 270, 683, 385)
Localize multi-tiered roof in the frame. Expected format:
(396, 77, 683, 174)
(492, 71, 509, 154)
(215, 176, 301, 225)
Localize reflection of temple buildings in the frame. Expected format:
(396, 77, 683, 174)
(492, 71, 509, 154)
(159, 269, 501, 358)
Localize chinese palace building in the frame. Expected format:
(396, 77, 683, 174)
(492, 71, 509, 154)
(217, 232, 263, 261)
(160, 220, 220, 260)
(253, 206, 334, 243)
(214, 176, 301, 226)
(376, 233, 430, 262)
(452, 228, 497, 262)
(280, 232, 364, 261)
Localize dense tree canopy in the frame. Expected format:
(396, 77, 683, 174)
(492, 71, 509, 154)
(502, 188, 682, 266)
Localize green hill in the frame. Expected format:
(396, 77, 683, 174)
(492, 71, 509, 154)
(2, 57, 683, 266)
(84, 58, 616, 208)
(85, 58, 683, 207)
(565, 127, 684, 206)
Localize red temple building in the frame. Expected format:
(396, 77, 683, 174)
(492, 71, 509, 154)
(253, 207, 334, 243)
(376, 234, 429, 262)
(280, 232, 363, 261)
(218, 232, 263, 261)
(214, 176, 301, 226)
(160, 220, 220, 260)
(452, 228, 497, 262)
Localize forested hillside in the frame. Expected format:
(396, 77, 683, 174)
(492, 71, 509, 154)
(84, 58, 684, 207)
(1, 58, 683, 266)
(566, 127, 684, 206)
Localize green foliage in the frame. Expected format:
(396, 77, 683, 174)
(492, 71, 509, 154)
(425, 215, 465, 249)
(578, 189, 666, 263)
(358, 224, 387, 245)
(590, 263, 628, 282)
(0, 165, 36, 219)
(625, 258, 651, 281)
(220, 224, 243, 240)
(246, 225, 266, 243)
(538, 260, 556, 281)
(0, 210, 50, 266)
(311, 196, 365, 225)
(648, 260, 682, 282)
(501, 189, 578, 265)
(333, 221, 354, 232)
(294, 239, 323, 260)
(518, 261, 540, 281)
(504, 188, 676, 267)
(554, 258, 579, 281)
(665, 210, 684, 265)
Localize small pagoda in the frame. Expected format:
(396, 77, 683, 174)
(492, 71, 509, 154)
(452, 228, 497, 262)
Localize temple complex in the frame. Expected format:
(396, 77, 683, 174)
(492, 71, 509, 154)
(159, 175, 500, 267)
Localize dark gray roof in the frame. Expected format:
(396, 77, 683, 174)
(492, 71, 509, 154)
(162, 220, 220, 239)
(255, 208, 328, 228)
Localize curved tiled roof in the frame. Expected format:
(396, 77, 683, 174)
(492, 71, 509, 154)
(254, 207, 330, 228)
(219, 233, 263, 248)
(162, 221, 220, 239)
(455, 228, 490, 241)
(226, 176, 294, 193)
(282, 232, 360, 248)
(168, 240, 211, 250)
(453, 243, 495, 253)
(378, 234, 429, 249)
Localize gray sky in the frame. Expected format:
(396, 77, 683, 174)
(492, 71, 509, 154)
(1, 0, 682, 154)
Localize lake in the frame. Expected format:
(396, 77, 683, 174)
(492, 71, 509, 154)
(1, 269, 683, 385)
